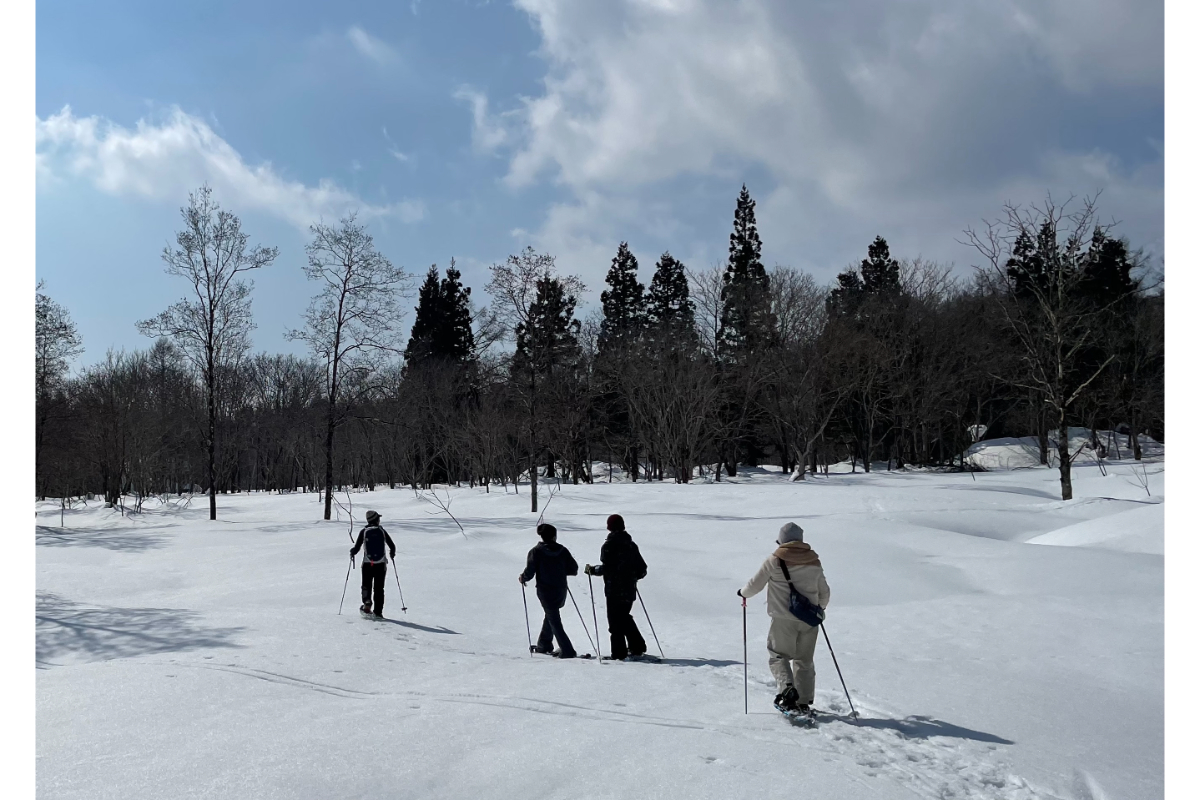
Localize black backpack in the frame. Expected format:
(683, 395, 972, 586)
(362, 526, 388, 563)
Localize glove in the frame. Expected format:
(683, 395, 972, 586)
(736, 589, 743, 598)
(349, 548, 355, 557)
(390, 551, 397, 561)
(519, 576, 527, 586)
(584, 564, 594, 575)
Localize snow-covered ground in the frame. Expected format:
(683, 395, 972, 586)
(36, 456, 1164, 799)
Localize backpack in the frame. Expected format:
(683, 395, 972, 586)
(362, 526, 388, 563)
(778, 558, 825, 627)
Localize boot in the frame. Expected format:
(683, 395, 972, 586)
(774, 686, 800, 713)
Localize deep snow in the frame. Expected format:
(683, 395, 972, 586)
(36, 457, 1164, 799)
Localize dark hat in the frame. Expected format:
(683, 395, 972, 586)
(366, 510, 381, 524)
(537, 523, 557, 539)
(606, 514, 625, 532)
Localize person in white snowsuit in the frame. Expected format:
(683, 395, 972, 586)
(738, 522, 830, 714)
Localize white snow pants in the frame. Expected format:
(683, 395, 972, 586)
(767, 616, 819, 703)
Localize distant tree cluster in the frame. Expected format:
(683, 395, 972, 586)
(36, 185, 1163, 512)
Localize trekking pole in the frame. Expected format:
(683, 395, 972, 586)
(742, 595, 748, 714)
(820, 623, 858, 721)
(636, 589, 664, 658)
(521, 582, 533, 657)
(338, 555, 353, 615)
(567, 585, 600, 660)
(588, 573, 602, 665)
(390, 556, 407, 613)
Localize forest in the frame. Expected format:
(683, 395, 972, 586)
(35, 185, 1164, 516)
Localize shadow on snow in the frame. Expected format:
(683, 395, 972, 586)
(35, 525, 171, 552)
(828, 712, 1015, 744)
(36, 592, 244, 664)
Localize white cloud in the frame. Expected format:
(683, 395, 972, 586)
(36, 105, 424, 229)
(470, 0, 1162, 283)
(346, 25, 399, 66)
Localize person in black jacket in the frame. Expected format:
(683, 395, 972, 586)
(584, 514, 647, 660)
(350, 510, 397, 618)
(519, 523, 578, 659)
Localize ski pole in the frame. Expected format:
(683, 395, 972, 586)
(521, 582, 533, 657)
(338, 555, 353, 615)
(821, 623, 858, 721)
(742, 595, 748, 714)
(636, 589, 664, 658)
(567, 585, 600, 660)
(390, 556, 407, 613)
(588, 573, 602, 665)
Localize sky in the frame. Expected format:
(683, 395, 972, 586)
(35, 0, 1164, 366)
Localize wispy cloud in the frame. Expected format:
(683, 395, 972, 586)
(454, 86, 512, 153)
(36, 105, 424, 228)
(347, 25, 399, 66)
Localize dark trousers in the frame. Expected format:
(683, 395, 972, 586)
(606, 593, 646, 659)
(536, 586, 575, 656)
(361, 561, 387, 615)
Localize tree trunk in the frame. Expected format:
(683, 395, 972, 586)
(207, 356, 217, 521)
(529, 451, 538, 513)
(1057, 415, 1073, 501)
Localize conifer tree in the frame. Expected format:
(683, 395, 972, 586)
(860, 236, 901, 295)
(718, 185, 773, 354)
(404, 266, 444, 367)
(513, 276, 582, 378)
(598, 242, 646, 357)
(438, 260, 476, 363)
(646, 251, 697, 352)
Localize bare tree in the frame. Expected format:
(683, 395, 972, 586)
(138, 186, 276, 519)
(964, 196, 1131, 500)
(35, 281, 84, 494)
(290, 214, 411, 520)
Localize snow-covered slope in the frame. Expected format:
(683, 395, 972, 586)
(36, 462, 1164, 799)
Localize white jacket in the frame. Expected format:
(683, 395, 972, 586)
(739, 541, 830, 621)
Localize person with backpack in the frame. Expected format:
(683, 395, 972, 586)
(350, 510, 397, 618)
(519, 523, 579, 659)
(584, 514, 648, 661)
(737, 522, 830, 715)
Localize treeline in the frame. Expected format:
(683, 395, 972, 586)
(35, 186, 1163, 512)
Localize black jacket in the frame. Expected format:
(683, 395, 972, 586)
(351, 526, 396, 564)
(521, 541, 579, 590)
(591, 530, 647, 599)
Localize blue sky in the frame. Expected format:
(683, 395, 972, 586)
(36, 0, 1164, 366)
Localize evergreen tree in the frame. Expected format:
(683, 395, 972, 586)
(825, 269, 864, 318)
(1079, 229, 1137, 308)
(404, 266, 444, 367)
(718, 185, 773, 354)
(404, 259, 476, 369)
(598, 242, 646, 357)
(512, 276, 582, 380)
(646, 251, 697, 351)
(860, 236, 901, 295)
(438, 259, 476, 362)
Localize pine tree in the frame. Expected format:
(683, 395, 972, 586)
(718, 185, 773, 355)
(404, 259, 477, 369)
(826, 269, 864, 318)
(598, 242, 646, 357)
(646, 251, 697, 351)
(439, 259, 476, 362)
(405, 266, 444, 367)
(860, 236, 900, 295)
(512, 276, 582, 380)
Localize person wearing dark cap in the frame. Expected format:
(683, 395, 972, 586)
(519, 523, 579, 658)
(737, 522, 830, 715)
(584, 514, 648, 661)
(350, 510, 397, 618)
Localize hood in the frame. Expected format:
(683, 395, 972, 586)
(538, 541, 567, 557)
(605, 530, 633, 547)
(774, 540, 821, 567)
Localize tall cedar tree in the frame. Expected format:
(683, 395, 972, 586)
(860, 236, 901, 295)
(646, 251, 697, 352)
(718, 185, 773, 355)
(405, 261, 475, 370)
(512, 276, 582, 382)
(598, 242, 646, 357)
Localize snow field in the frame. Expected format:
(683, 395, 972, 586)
(36, 458, 1163, 799)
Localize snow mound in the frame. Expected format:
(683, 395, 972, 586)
(965, 428, 1162, 471)
(1026, 503, 1163, 555)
